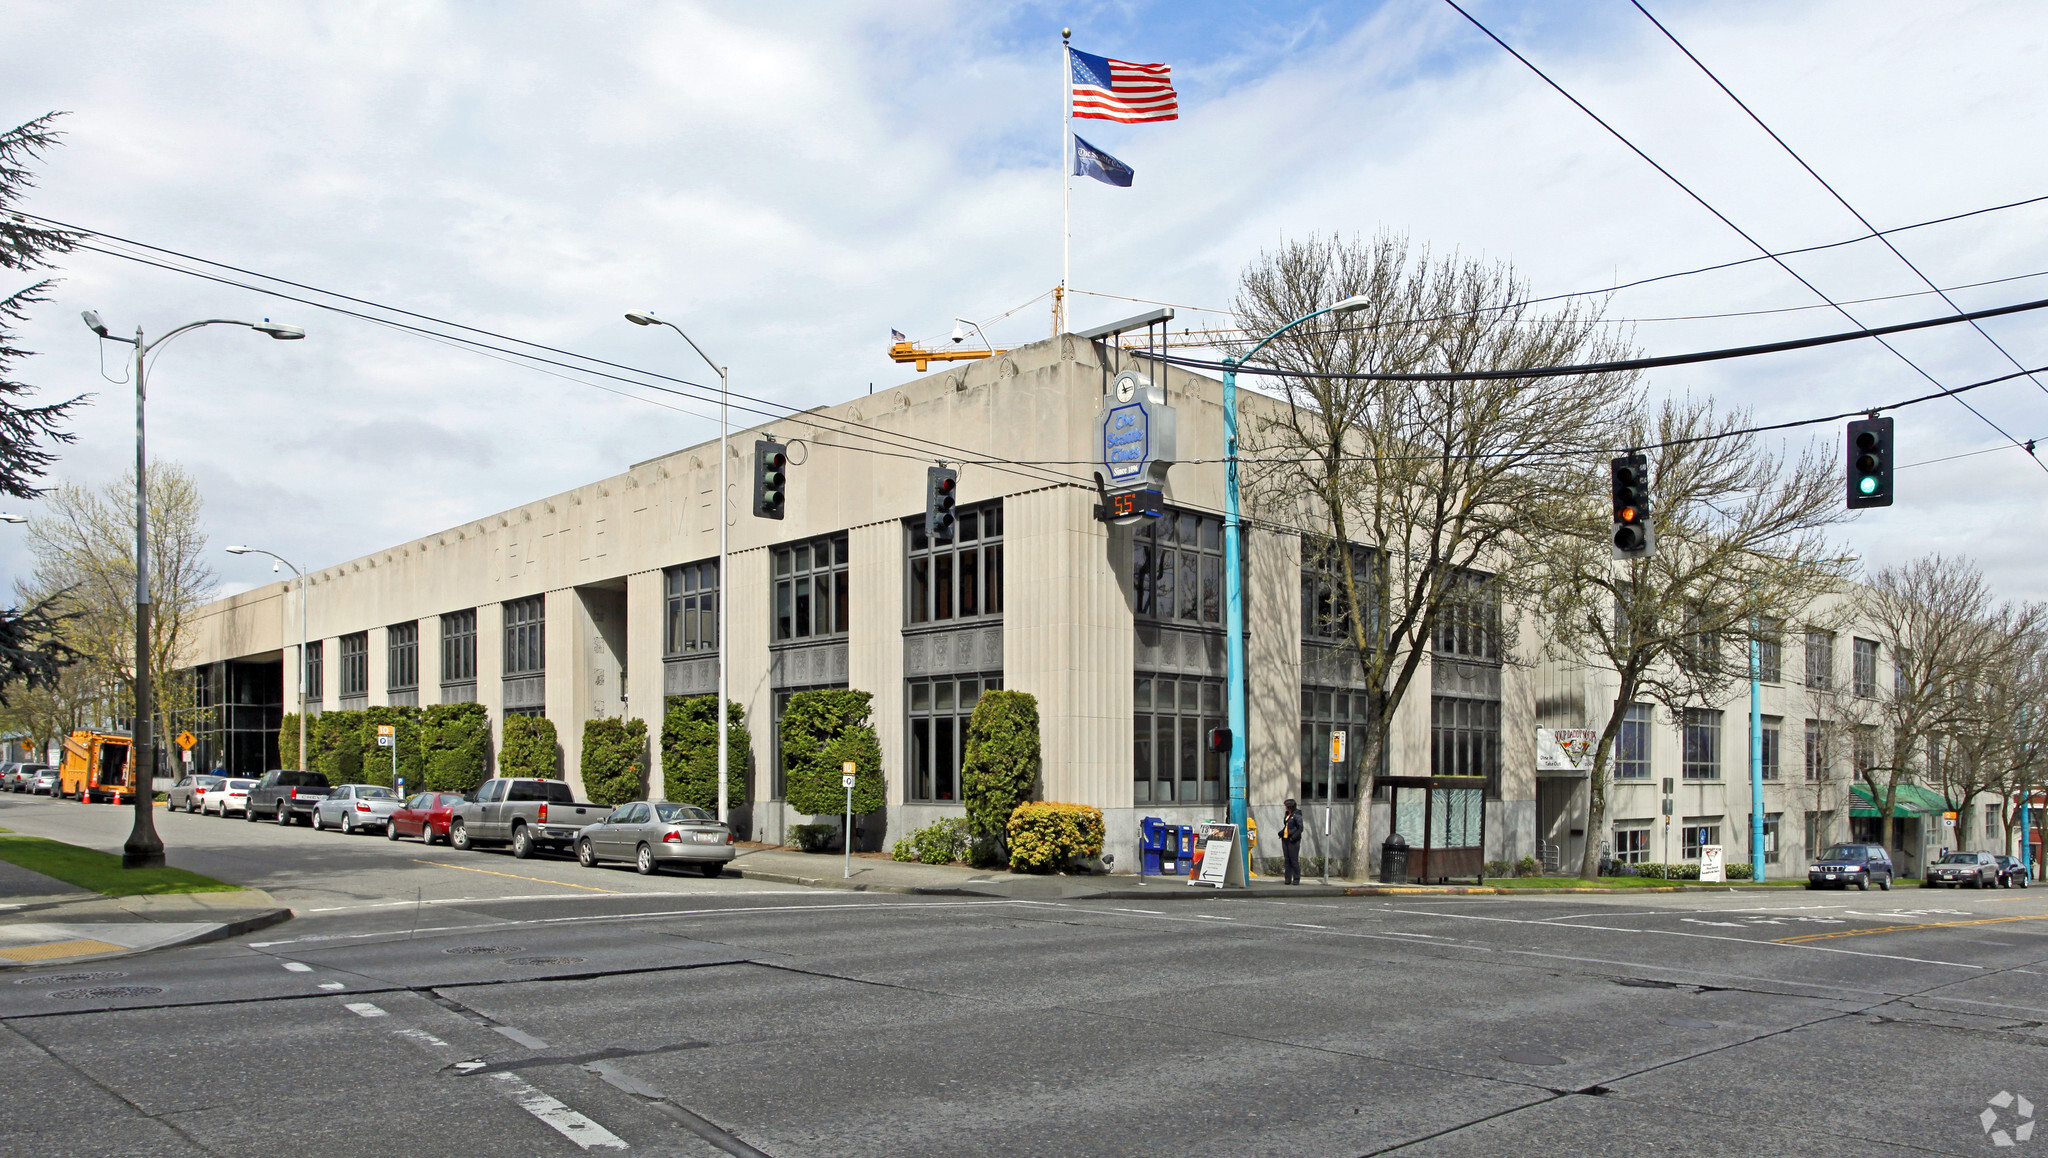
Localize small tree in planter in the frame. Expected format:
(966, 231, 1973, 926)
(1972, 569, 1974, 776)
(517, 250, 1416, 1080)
(780, 689, 884, 850)
(499, 714, 558, 779)
(660, 695, 751, 811)
(581, 716, 647, 806)
(962, 690, 1040, 863)
(419, 702, 490, 794)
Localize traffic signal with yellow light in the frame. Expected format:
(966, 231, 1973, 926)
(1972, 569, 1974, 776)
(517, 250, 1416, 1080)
(1846, 416, 1893, 509)
(1610, 453, 1655, 559)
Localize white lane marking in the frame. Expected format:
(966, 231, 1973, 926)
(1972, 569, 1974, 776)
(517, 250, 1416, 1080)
(1113, 908, 1164, 915)
(491, 1072, 629, 1150)
(343, 1002, 387, 1018)
(1384, 906, 1985, 969)
(318, 981, 346, 990)
(395, 1027, 451, 1049)
(1194, 914, 1235, 921)
(1285, 922, 1329, 930)
(281, 962, 312, 973)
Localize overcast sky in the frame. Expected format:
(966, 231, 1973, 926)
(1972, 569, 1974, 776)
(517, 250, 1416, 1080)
(6, 0, 2047, 606)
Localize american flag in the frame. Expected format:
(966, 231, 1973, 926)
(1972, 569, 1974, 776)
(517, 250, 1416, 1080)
(1070, 47, 1177, 124)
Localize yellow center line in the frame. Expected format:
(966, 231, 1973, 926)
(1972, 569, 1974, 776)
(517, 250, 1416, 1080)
(410, 859, 619, 893)
(1776, 913, 2048, 943)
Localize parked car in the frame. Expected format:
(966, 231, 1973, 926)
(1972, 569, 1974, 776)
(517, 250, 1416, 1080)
(246, 770, 335, 825)
(312, 784, 404, 834)
(167, 774, 224, 813)
(200, 778, 256, 817)
(1807, 843, 1895, 890)
(447, 778, 609, 859)
(387, 792, 468, 844)
(575, 801, 735, 876)
(1994, 855, 2031, 889)
(6, 763, 51, 792)
(1927, 850, 2002, 889)
(29, 770, 60, 795)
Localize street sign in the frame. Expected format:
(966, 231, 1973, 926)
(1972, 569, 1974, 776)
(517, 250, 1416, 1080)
(377, 735, 394, 747)
(842, 760, 857, 789)
(175, 730, 197, 751)
(1329, 730, 1346, 763)
(377, 725, 395, 737)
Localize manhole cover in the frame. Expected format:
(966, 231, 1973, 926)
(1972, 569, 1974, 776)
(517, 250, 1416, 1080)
(1661, 1018, 1717, 1028)
(1501, 1051, 1566, 1066)
(443, 945, 523, 955)
(49, 986, 164, 1000)
(505, 957, 586, 966)
(16, 971, 127, 986)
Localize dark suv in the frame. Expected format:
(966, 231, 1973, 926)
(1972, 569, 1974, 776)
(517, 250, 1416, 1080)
(1808, 843, 1894, 890)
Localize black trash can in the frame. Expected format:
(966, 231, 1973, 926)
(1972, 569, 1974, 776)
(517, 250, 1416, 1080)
(1379, 832, 1410, 885)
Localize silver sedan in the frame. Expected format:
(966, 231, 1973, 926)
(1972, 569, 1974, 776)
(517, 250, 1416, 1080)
(575, 801, 736, 876)
(312, 784, 404, 834)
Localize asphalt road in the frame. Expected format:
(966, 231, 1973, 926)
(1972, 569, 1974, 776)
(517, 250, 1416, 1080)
(3, 792, 2046, 1156)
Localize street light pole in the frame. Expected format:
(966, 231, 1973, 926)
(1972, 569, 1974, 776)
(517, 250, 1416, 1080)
(82, 312, 303, 868)
(225, 547, 306, 775)
(626, 312, 732, 825)
(1221, 296, 1371, 848)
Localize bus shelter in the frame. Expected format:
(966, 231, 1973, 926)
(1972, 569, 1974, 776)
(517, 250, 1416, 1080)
(1381, 775, 1488, 882)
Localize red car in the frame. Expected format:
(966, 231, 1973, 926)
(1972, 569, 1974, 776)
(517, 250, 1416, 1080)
(386, 792, 469, 845)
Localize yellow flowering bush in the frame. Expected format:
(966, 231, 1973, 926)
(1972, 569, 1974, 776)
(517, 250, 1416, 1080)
(1006, 802, 1105, 872)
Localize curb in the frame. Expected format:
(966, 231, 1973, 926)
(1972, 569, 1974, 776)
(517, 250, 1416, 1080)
(0, 907, 294, 971)
(733, 868, 924, 895)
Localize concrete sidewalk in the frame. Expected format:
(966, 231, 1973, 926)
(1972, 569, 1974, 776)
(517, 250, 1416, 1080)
(0, 877, 293, 968)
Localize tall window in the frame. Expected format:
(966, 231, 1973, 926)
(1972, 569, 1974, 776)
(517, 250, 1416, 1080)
(504, 596, 545, 676)
(1803, 719, 1828, 781)
(1302, 541, 1375, 644)
(907, 674, 1001, 802)
(304, 640, 323, 704)
(1300, 686, 1373, 801)
(1804, 810, 1835, 859)
(1804, 630, 1833, 690)
(1758, 716, 1782, 780)
(1681, 818, 1722, 860)
(441, 609, 476, 682)
(1132, 510, 1222, 625)
(773, 533, 850, 641)
(1894, 647, 1911, 699)
(1985, 802, 2001, 840)
(1616, 703, 1653, 779)
(1134, 675, 1224, 803)
(907, 502, 1003, 624)
(387, 622, 418, 691)
(339, 632, 368, 698)
(1613, 825, 1651, 864)
(1852, 724, 1880, 777)
(665, 560, 718, 655)
(1434, 570, 1500, 662)
(1682, 708, 1721, 780)
(1759, 814, 1781, 863)
(1679, 606, 1719, 675)
(1431, 696, 1500, 795)
(1852, 637, 1879, 698)
(1757, 619, 1783, 683)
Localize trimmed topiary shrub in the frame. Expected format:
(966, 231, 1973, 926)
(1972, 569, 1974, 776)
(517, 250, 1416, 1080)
(661, 696, 751, 811)
(1007, 802, 1105, 872)
(357, 705, 423, 789)
(1726, 862, 1755, 880)
(781, 689, 884, 822)
(790, 823, 838, 853)
(499, 714, 559, 779)
(1634, 862, 1702, 880)
(910, 818, 970, 864)
(419, 702, 490, 794)
(311, 709, 365, 784)
(961, 691, 1040, 857)
(581, 717, 647, 806)
(279, 713, 302, 770)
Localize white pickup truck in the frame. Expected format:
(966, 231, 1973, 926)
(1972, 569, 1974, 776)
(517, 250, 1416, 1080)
(447, 777, 609, 859)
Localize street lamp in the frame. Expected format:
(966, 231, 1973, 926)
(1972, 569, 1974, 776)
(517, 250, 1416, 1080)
(83, 311, 304, 868)
(1221, 295, 1371, 855)
(625, 310, 734, 825)
(0, 514, 25, 524)
(225, 546, 307, 780)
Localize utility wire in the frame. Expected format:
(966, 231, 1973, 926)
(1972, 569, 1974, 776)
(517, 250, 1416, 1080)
(1442, 0, 2046, 472)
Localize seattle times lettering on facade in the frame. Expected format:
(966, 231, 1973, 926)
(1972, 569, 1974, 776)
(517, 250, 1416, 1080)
(1099, 369, 1177, 488)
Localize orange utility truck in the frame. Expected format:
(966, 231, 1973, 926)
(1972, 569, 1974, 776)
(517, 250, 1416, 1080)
(59, 730, 135, 804)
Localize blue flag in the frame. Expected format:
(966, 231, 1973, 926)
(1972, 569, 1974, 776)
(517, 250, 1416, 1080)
(1072, 133, 1134, 187)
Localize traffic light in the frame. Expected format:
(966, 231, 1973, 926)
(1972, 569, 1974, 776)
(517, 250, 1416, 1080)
(1207, 727, 1232, 754)
(926, 466, 958, 542)
(1610, 453, 1654, 559)
(753, 440, 787, 519)
(1846, 415, 1893, 509)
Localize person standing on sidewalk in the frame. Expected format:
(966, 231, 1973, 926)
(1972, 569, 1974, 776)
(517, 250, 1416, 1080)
(1280, 798, 1304, 885)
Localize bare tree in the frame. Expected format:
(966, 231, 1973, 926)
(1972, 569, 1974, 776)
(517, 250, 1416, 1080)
(25, 465, 218, 750)
(1236, 232, 1637, 868)
(1530, 398, 1853, 879)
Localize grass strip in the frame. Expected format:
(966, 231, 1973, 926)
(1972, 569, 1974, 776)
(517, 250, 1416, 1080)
(0, 833, 242, 897)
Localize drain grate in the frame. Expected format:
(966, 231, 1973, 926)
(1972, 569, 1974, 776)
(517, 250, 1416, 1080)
(505, 956, 586, 966)
(49, 985, 164, 1000)
(443, 945, 523, 955)
(16, 971, 127, 986)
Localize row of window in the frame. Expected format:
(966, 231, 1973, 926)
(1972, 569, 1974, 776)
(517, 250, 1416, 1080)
(1661, 619, 1890, 698)
(1615, 705, 1889, 781)
(1613, 814, 1784, 864)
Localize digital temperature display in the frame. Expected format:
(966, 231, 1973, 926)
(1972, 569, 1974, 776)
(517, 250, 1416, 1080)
(1098, 488, 1166, 525)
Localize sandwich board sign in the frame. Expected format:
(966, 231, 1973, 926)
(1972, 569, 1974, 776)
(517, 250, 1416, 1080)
(1699, 845, 1725, 883)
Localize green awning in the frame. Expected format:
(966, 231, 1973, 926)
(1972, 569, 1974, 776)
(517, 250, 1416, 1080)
(1849, 783, 1951, 819)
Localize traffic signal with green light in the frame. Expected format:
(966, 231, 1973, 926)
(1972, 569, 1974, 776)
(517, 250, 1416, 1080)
(1846, 416, 1892, 509)
(1610, 453, 1655, 559)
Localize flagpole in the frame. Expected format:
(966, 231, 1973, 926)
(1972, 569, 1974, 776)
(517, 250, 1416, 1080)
(1060, 26, 1072, 337)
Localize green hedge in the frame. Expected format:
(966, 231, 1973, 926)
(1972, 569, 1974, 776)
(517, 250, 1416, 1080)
(780, 689, 883, 818)
(892, 818, 969, 864)
(420, 703, 490, 794)
(499, 714, 558, 779)
(312, 709, 364, 784)
(581, 717, 647, 806)
(1007, 802, 1105, 872)
(357, 704, 423, 789)
(661, 696, 750, 811)
(962, 691, 1039, 851)
(280, 712, 302, 770)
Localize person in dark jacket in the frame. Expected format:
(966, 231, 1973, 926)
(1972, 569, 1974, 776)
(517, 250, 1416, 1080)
(1280, 798, 1304, 885)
